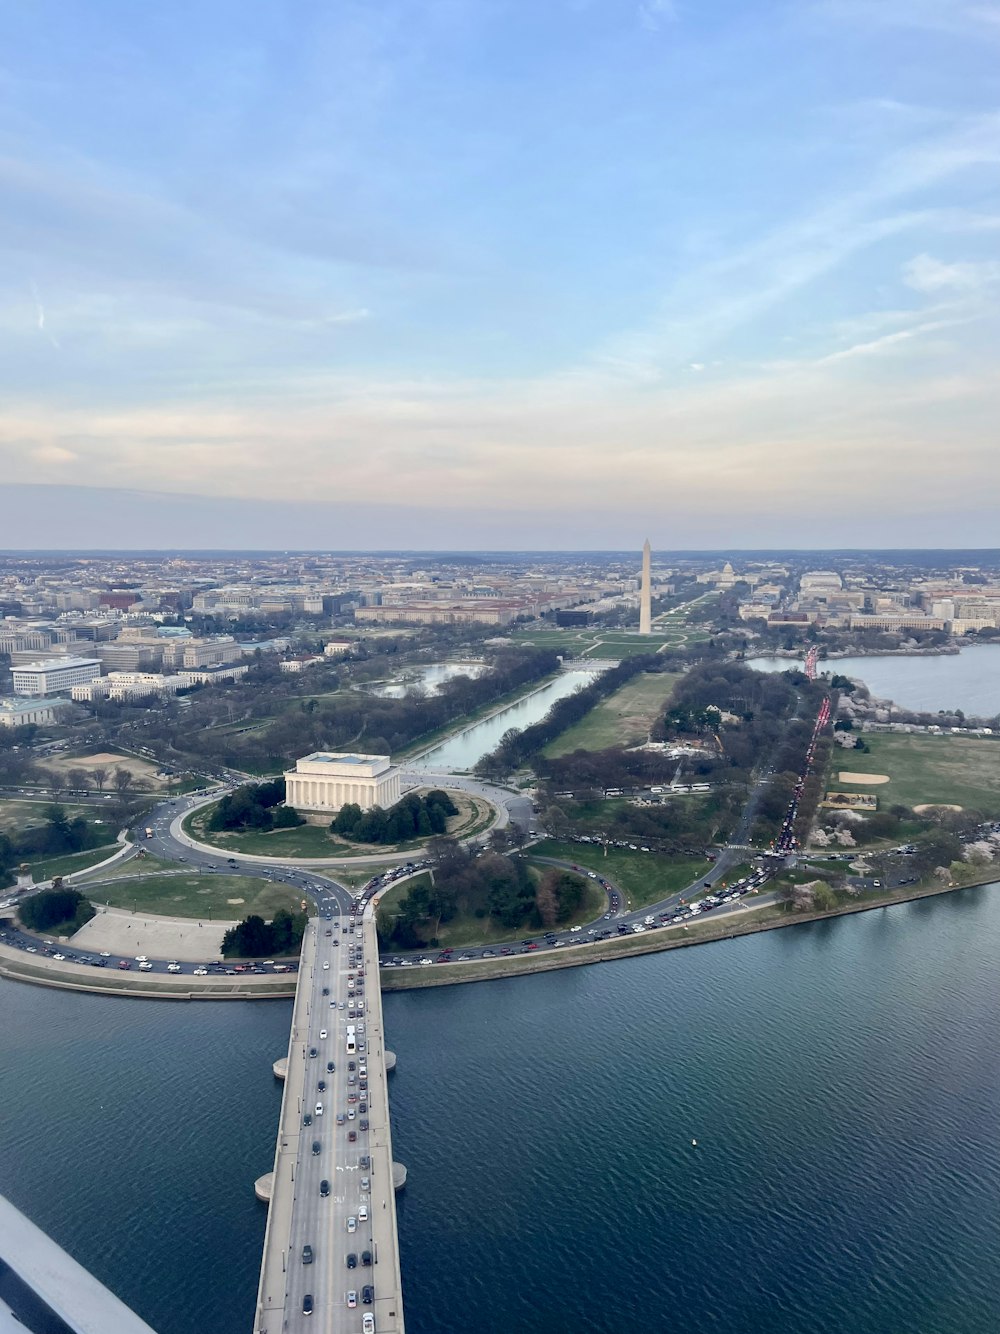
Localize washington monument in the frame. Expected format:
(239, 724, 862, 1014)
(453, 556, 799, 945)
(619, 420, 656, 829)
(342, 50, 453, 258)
(639, 538, 652, 635)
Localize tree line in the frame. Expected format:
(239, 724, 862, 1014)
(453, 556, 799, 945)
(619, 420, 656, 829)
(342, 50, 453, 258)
(221, 907, 307, 958)
(376, 836, 588, 948)
(332, 790, 458, 845)
(207, 779, 304, 832)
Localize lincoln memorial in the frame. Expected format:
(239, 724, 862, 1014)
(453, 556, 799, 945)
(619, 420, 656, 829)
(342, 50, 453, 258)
(284, 751, 402, 814)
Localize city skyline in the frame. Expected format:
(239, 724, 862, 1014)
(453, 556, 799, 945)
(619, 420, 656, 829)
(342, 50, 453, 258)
(1, 1, 998, 546)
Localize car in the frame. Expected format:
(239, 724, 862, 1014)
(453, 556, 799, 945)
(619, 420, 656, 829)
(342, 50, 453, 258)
(309, 1047, 317, 1058)
(360, 1155, 371, 1168)
(52, 953, 66, 962)
(320, 1179, 330, 1196)
(337, 1112, 345, 1125)
(323, 961, 330, 970)
(319, 1029, 328, 1039)
(302, 1294, 313, 1316)
(322, 987, 329, 996)
(138, 961, 153, 971)
(302, 1244, 313, 1264)
(361, 1248, 372, 1265)
(363, 1314, 375, 1334)
(315, 1102, 323, 1116)
(135, 955, 148, 963)
(327, 1060, 335, 1072)
(362, 1284, 374, 1304)
(360, 1119, 369, 1131)
(318, 1080, 326, 1092)
(358, 1204, 368, 1222)
(347, 1253, 357, 1269)
(193, 967, 208, 976)
(312, 1141, 321, 1155)
(347, 1216, 357, 1233)
(348, 1109, 356, 1119)
(304, 1113, 312, 1126)
(347, 1290, 357, 1309)
(348, 1130, 357, 1142)
(361, 1176, 370, 1191)
(166, 962, 182, 973)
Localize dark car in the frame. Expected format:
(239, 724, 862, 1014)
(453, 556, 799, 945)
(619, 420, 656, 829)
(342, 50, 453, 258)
(359, 1155, 371, 1168)
(320, 1179, 330, 1196)
(348, 1061, 356, 1071)
(304, 1113, 312, 1126)
(309, 1047, 317, 1058)
(302, 1293, 313, 1316)
(302, 1244, 313, 1265)
(360, 1119, 369, 1131)
(348, 1130, 357, 1142)
(312, 1141, 321, 1155)
(322, 987, 329, 996)
(362, 1285, 374, 1303)
(327, 1061, 335, 1072)
(347, 1253, 358, 1269)
(361, 1250, 372, 1267)
(318, 1080, 326, 1092)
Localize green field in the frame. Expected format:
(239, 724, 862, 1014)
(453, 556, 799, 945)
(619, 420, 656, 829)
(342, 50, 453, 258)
(26, 845, 120, 881)
(184, 790, 493, 859)
(529, 840, 710, 909)
(826, 733, 1000, 816)
(84, 870, 311, 919)
(0, 799, 107, 833)
(544, 671, 682, 755)
(375, 867, 606, 948)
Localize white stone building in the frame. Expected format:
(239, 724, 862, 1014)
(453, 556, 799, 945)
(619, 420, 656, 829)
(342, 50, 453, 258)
(11, 657, 102, 696)
(0, 697, 71, 727)
(284, 752, 401, 814)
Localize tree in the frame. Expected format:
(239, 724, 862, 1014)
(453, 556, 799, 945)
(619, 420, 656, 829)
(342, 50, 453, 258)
(68, 768, 89, 792)
(113, 767, 134, 795)
(92, 766, 109, 793)
(47, 771, 64, 794)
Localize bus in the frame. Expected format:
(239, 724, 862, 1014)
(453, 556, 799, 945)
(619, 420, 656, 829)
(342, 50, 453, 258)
(346, 1024, 356, 1055)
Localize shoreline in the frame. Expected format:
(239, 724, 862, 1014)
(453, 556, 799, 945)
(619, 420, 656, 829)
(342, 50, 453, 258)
(378, 871, 1000, 990)
(5, 871, 999, 1000)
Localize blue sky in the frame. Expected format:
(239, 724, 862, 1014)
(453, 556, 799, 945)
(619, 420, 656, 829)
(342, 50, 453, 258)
(2, 0, 998, 547)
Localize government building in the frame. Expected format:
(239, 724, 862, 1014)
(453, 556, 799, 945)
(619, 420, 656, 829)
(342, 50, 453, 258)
(284, 752, 402, 815)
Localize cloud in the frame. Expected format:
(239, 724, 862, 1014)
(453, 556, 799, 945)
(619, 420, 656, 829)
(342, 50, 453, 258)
(903, 252, 1000, 292)
(638, 0, 677, 31)
(816, 316, 975, 363)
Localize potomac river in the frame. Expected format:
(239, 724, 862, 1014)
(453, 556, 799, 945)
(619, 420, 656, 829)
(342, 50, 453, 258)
(4, 878, 1000, 1333)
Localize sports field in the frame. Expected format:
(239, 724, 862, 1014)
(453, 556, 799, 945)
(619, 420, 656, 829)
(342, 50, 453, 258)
(826, 733, 1000, 816)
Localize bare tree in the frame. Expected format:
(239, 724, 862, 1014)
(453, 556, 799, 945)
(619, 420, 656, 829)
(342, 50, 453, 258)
(47, 771, 64, 794)
(68, 767, 89, 793)
(113, 767, 134, 795)
(92, 766, 109, 793)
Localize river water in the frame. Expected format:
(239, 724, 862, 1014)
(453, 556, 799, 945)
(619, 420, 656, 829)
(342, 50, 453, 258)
(4, 882, 1000, 1334)
(411, 669, 598, 772)
(748, 643, 1000, 716)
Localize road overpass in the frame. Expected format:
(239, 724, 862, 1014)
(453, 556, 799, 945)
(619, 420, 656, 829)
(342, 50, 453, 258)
(254, 907, 404, 1334)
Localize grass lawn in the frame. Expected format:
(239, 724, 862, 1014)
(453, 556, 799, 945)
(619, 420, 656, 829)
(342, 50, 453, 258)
(184, 791, 493, 859)
(0, 799, 103, 833)
(375, 867, 607, 948)
(25, 845, 120, 881)
(84, 871, 311, 919)
(529, 839, 710, 909)
(544, 671, 682, 756)
(826, 733, 1000, 815)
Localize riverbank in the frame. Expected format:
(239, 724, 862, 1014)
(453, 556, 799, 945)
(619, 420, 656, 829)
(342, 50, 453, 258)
(378, 871, 1000, 990)
(0, 944, 297, 1000)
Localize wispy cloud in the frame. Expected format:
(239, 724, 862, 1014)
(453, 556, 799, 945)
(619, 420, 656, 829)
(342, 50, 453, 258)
(638, 0, 677, 32)
(903, 252, 1000, 292)
(29, 280, 59, 349)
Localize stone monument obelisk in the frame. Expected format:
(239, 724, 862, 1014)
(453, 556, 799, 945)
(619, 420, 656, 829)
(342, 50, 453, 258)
(639, 538, 652, 635)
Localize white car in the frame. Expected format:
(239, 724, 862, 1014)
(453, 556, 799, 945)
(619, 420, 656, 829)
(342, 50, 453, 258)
(347, 1291, 357, 1309)
(363, 1314, 375, 1334)
(358, 1204, 368, 1222)
(347, 1216, 357, 1233)
(167, 963, 182, 973)
(139, 961, 154, 970)
(323, 961, 330, 970)
(52, 953, 66, 961)
(319, 1029, 328, 1040)
(569, 925, 582, 933)
(315, 1103, 323, 1116)
(135, 955, 148, 962)
(193, 967, 208, 976)
(99, 950, 111, 957)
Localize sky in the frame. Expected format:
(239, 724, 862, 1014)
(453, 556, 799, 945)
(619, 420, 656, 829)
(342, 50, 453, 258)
(1, 0, 998, 549)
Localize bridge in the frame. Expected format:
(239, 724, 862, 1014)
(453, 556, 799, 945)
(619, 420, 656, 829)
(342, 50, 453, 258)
(254, 904, 405, 1334)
